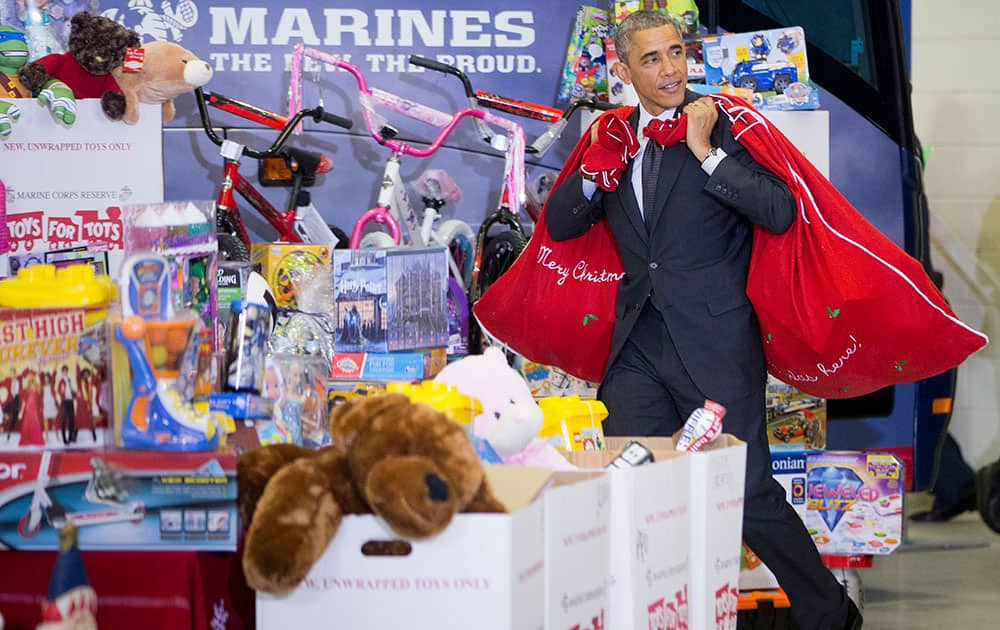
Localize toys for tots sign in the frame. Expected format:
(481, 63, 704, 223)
(1, 100, 163, 274)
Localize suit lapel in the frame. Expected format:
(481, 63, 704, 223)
(648, 90, 702, 235)
(615, 107, 648, 246)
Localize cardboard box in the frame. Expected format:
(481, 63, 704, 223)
(251, 243, 331, 309)
(739, 448, 809, 591)
(0, 450, 237, 551)
(806, 451, 904, 556)
(568, 439, 692, 630)
(257, 466, 610, 630)
(766, 375, 826, 450)
(687, 434, 747, 630)
(332, 248, 449, 353)
(0, 305, 111, 450)
(702, 27, 820, 111)
(542, 471, 611, 630)
(330, 348, 448, 381)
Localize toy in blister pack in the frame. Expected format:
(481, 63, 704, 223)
(701, 26, 819, 111)
(223, 300, 269, 394)
(264, 354, 328, 448)
(123, 202, 219, 351)
(113, 316, 220, 451)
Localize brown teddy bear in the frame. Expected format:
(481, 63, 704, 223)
(18, 12, 138, 121)
(111, 40, 213, 125)
(238, 393, 507, 595)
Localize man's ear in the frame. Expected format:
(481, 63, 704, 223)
(613, 60, 632, 86)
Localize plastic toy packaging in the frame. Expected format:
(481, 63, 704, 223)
(537, 395, 608, 451)
(110, 252, 230, 451)
(262, 354, 328, 448)
(269, 263, 336, 367)
(675, 400, 726, 452)
(223, 299, 269, 394)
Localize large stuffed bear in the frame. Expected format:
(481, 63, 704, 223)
(238, 393, 506, 594)
(19, 12, 138, 123)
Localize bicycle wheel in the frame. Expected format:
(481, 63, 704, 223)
(328, 224, 351, 249)
(436, 219, 476, 288)
(218, 232, 251, 262)
(468, 229, 528, 355)
(359, 231, 397, 249)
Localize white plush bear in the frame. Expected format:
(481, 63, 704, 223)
(435, 347, 574, 469)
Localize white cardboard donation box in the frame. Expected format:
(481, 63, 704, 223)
(2, 99, 163, 277)
(687, 435, 748, 630)
(569, 440, 692, 630)
(543, 471, 612, 630)
(257, 466, 611, 630)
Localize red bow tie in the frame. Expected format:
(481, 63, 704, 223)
(643, 115, 688, 147)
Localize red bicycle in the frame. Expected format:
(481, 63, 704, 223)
(194, 88, 353, 261)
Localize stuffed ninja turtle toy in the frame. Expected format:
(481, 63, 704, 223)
(0, 24, 76, 133)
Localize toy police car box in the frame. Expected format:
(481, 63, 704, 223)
(0, 449, 237, 551)
(701, 26, 820, 111)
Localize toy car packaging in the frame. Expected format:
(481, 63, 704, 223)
(0, 450, 238, 551)
(805, 451, 904, 556)
(766, 375, 826, 450)
(702, 26, 820, 111)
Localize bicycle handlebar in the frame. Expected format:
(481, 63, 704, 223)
(408, 55, 621, 157)
(408, 54, 495, 147)
(195, 87, 353, 160)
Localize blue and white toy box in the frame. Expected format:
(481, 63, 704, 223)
(702, 26, 820, 111)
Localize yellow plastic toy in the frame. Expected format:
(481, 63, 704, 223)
(0, 264, 115, 308)
(538, 395, 608, 451)
(387, 380, 482, 426)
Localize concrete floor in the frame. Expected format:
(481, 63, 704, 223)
(861, 494, 1000, 629)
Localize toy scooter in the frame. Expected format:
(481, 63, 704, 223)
(115, 316, 219, 451)
(18, 450, 145, 538)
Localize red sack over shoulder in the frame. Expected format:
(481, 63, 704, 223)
(715, 95, 988, 397)
(473, 109, 635, 382)
(475, 96, 988, 396)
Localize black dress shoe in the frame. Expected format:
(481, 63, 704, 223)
(845, 597, 863, 629)
(910, 492, 977, 522)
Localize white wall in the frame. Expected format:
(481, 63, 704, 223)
(912, 0, 1000, 467)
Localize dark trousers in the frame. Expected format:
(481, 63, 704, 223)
(599, 303, 849, 630)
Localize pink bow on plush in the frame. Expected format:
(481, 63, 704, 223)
(579, 113, 690, 192)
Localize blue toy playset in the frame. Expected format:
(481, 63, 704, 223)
(702, 26, 820, 111)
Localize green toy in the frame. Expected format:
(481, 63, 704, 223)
(0, 25, 75, 132)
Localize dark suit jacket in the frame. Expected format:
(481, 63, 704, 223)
(546, 90, 796, 402)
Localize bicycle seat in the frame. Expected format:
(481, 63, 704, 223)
(415, 169, 462, 203)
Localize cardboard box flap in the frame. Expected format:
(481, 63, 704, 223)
(483, 465, 553, 512)
(564, 439, 686, 470)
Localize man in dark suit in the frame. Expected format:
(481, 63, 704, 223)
(546, 10, 861, 630)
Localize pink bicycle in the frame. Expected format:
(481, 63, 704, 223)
(288, 44, 526, 284)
